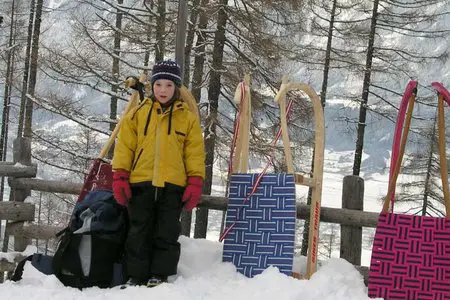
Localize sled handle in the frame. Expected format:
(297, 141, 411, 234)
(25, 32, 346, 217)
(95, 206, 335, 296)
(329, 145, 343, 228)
(382, 88, 416, 213)
(432, 82, 450, 215)
(98, 74, 147, 159)
(274, 76, 295, 173)
(219, 75, 252, 240)
(437, 92, 450, 215)
(432, 82, 450, 106)
(231, 74, 251, 174)
(387, 81, 418, 207)
(384, 83, 450, 216)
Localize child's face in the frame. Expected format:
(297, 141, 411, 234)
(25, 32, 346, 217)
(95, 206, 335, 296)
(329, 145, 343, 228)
(153, 79, 175, 104)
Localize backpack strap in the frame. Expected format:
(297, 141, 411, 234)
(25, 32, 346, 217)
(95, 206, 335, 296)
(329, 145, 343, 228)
(52, 228, 74, 277)
(10, 255, 33, 282)
(10, 254, 55, 282)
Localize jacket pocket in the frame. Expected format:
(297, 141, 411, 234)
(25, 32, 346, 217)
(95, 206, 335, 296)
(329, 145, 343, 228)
(175, 131, 186, 149)
(131, 148, 144, 170)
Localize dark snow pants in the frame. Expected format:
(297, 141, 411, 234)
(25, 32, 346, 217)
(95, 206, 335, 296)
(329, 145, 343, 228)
(125, 183, 184, 280)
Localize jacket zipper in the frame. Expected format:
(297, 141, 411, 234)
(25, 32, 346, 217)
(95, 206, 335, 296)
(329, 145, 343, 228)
(131, 148, 143, 170)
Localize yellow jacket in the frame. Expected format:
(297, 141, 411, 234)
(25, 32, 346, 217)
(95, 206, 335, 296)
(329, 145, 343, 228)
(112, 98, 205, 187)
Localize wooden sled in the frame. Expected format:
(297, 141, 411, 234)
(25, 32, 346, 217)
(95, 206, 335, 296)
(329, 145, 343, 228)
(76, 74, 146, 202)
(275, 79, 325, 279)
(221, 76, 324, 280)
(368, 82, 450, 299)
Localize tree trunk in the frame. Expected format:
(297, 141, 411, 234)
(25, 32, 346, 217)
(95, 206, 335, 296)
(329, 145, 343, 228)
(24, 0, 44, 138)
(190, 0, 209, 102)
(17, 0, 36, 138)
(183, 0, 201, 86)
(194, 0, 228, 239)
(143, 1, 154, 68)
(319, 0, 337, 108)
(155, 0, 166, 62)
(0, 0, 17, 244)
(175, 0, 188, 73)
(108, 0, 123, 158)
(422, 117, 437, 216)
(1, 0, 16, 159)
(180, 0, 210, 236)
(352, 0, 379, 176)
(302, 0, 337, 256)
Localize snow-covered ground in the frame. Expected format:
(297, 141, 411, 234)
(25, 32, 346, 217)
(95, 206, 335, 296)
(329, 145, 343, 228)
(0, 236, 377, 300)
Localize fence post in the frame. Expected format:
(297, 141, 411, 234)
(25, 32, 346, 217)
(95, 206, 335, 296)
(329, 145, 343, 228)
(194, 208, 208, 238)
(340, 175, 364, 265)
(180, 211, 192, 237)
(9, 137, 33, 251)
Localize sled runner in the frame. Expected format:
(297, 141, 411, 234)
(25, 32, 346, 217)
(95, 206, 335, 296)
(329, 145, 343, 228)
(368, 82, 450, 299)
(221, 77, 324, 279)
(221, 76, 296, 278)
(275, 80, 325, 279)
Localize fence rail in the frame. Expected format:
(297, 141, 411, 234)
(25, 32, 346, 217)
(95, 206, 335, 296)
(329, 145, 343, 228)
(0, 195, 379, 241)
(0, 139, 374, 284)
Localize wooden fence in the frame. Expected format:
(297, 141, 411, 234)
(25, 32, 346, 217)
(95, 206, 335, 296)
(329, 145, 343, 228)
(0, 138, 376, 283)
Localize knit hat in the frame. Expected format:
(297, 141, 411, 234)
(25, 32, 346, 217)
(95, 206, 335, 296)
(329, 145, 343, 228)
(151, 60, 182, 87)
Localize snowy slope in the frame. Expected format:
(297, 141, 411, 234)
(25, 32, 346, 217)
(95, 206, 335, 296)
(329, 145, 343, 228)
(0, 236, 377, 300)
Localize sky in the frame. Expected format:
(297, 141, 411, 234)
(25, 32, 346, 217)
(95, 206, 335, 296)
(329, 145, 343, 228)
(0, 236, 381, 300)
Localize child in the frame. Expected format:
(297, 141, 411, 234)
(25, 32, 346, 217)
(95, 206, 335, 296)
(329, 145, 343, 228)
(111, 60, 205, 287)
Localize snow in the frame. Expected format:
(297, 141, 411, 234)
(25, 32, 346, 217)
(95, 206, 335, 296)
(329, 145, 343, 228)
(0, 236, 376, 300)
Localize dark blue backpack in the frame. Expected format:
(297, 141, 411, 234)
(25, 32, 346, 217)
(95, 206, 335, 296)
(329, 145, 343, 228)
(12, 190, 128, 289)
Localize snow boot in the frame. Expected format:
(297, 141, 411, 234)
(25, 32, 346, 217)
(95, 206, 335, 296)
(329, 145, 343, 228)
(147, 275, 167, 288)
(120, 277, 146, 289)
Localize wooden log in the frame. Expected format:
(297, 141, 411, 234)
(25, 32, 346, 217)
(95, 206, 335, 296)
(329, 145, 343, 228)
(9, 138, 33, 251)
(0, 202, 35, 221)
(8, 178, 81, 195)
(2, 178, 380, 228)
(0, 163, 37, 177)
(199, 195, 379, 227)
(340, 176, 364, 266)
(3, 177, 380, 228)
(4, 196, 379, 242)
(6, 223, 63, 240)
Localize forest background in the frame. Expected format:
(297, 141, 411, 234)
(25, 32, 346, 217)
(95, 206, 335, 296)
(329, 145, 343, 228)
(0, 0, 449, 264)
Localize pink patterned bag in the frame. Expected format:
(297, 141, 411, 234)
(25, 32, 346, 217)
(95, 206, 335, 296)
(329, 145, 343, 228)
(368, 82, 450, 299)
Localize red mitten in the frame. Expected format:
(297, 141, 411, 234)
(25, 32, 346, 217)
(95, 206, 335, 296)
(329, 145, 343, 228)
(182, 176, 203, 212)
(112, 170, 132, 206)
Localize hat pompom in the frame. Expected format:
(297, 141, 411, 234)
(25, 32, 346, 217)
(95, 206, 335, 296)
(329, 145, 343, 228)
(151, 60, 182, 87)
